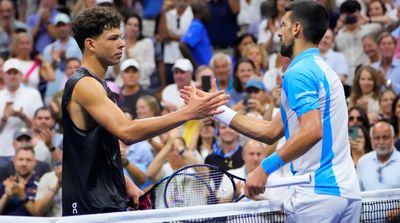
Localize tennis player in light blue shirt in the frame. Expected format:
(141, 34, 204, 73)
(182, 1, 362, 222)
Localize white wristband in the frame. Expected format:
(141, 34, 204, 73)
(213, 105, 237, 126)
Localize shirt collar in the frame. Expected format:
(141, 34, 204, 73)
(287, 48, 320, 70)
(373, 148, 399, 165)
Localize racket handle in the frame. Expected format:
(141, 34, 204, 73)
(265, 173, 312, 188)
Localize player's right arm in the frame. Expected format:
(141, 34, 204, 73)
(70, 77, 228, 145)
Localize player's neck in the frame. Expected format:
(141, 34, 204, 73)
(81, 56, 107, 80)
(292, 40, 318, 59)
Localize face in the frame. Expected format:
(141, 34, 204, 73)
(136, 98, 155, 119)
(238, 36, 255, 56)
(319, 29, 333, 52)
(85, 0, 96, 7)
(213, 57, 230, 79)
(368, 1, 384, 17)
(348, 109, 362, 128)
(359, 70, 375, 95)
(378, 36, 396, 59)
(122, 67, 140, 88)
(125, 17, 140, 38)
(219, 124, 238, 145)
(16, 34, 33, 56)
(4, 68, 22, 90)
(0, 0, 13, 21)
(174, 0, 188, 9)
(13, 137, 32, 151)
(247, 87, 265, 101)
(13, 149, 36, 178)
(362, 37, 378, 59)
(168, 138, 185, 167)
(371, 123, 394, 157)
(236, 62, 255, 84)
(33, 110, 55, 130)
(90, 27, 124, 66)
(56, 22, 71, 39)
(279, 12, 295, 58)
(243, 141, 264, 173)
(173, 69, 192, 89)
(246, 46, 263, 68)
(380, 91, 395, 116)
(65, 60, 81, 77)
(200, 120, 215, 139)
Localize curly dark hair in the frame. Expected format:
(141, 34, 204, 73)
(72, 7, 122, 51)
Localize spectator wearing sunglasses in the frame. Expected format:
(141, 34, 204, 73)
(357, 120, 400, 191)
(348, 106, 370, 131)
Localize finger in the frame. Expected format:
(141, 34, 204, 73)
(179, 92, 190, 102)
(210, 78, 218, 93)
(209, 100, 229, 111)
(204, 90, 225, 101)
(133, 194, 140, 208)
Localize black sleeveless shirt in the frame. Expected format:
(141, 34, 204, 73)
(61, 68, 127, 216)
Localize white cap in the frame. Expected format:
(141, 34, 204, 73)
(3, 58, 22, 74)
(96, 0, 113, 5)
(120, 58, 140, 71)
(172, 59, 193, 72)
(53, 13, 71, 25)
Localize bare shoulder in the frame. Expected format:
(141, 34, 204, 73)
(68, 77, 109, 130)
(71, 76, 108, 107)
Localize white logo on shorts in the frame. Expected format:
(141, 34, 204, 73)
(72, 202, 78, 214)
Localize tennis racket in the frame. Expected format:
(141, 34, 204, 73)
(163, 164, 311, 208)
(129, 176, 170, 210)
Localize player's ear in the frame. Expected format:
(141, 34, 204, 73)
(84, 38, 96, 52)
(292, 22, 302, 38)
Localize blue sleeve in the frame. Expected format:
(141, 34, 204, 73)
(283, 71, 320, 116)
(181, 22, 202, 48)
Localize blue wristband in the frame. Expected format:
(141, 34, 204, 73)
(261, 152, 285, 175)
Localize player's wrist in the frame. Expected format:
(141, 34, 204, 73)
(261, 152, 285, 175)
(213, 105, 237, 127)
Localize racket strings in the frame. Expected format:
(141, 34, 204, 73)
(165, 166, 236, 208)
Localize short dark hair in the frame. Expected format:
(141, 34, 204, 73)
(339, 0, 361, 14)
(124, 13, 144, 41)
(34, 106, 56, 120)
(285, 0, 329, 44)
(72, 6, 122, 51)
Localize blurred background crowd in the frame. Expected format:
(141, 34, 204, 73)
(0, 0, 400, 218)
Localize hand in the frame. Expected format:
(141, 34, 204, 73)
(40, 8, 50, 24)
(180, 79, 229, 120)
(54, 165, 62, 185)
(247, 98, 264, 114)
(50, 46, 61, 62)
(38, 128, 54, 148)
(3, 178, 16, 197)
(244, 166, 268, 199)
(125, 177, 143, 209)
(3, 101, 14, 119)
(349, 138, 364, 154)
(356, 98, 368, 112)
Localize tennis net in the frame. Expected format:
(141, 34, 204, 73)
(2, 188, 400, 223)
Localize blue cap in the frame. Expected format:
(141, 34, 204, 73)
(245, 79, 266, 91)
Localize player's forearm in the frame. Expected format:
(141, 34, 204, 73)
(230, 114, 282, 145)
(120, 108, 190, 144)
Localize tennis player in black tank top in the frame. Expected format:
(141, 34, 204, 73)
(62, 7, 228, 216)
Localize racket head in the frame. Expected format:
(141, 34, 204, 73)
(163, 164, 244, 208)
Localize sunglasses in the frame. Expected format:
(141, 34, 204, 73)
(246, 88, 261, 94)
(377, 167, 383, 183)
(349, 116, 362, 122)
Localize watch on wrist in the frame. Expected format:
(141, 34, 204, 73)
(49, 146, 56, 152)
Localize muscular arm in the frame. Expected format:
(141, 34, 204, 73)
(229, 112, 284, 145)
(275, 109, 322, 163)
(71, 77, 223, 145)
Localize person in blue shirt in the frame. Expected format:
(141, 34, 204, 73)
(181, 1, 361, 222)
(180, 0, 213, 69)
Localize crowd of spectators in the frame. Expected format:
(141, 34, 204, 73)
(1, 0, 400, 217)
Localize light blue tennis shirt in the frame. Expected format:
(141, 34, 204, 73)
(280, 48, 361, 199)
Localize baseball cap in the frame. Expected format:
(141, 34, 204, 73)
(53, 13, 71, 25)
(2, 58, 23, 74)
(120, 58, 140, 71)
(245, 79, 266, 92)
(13, 127, 32, 140)
(96, 0, 113, 5)
(172, 59, 193, 72)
